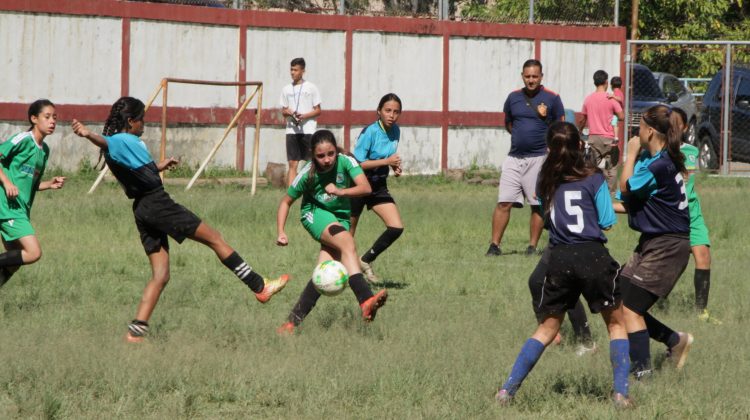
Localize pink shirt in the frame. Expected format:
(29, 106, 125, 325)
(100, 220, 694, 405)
(582, 91, 622, 138)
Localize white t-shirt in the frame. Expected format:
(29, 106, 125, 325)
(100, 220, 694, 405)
(279, 81, 322, 135)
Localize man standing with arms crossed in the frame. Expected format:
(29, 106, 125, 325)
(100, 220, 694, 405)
(579, 70, 624, 194)
(486, 59, 565, 256)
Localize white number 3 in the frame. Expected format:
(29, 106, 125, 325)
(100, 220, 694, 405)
(675, 173, 688, 210)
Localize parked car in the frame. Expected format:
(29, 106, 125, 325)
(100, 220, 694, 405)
(628, 64, 668, 136)
(695, 66, 750, 170)
(653, 71, 699, 144)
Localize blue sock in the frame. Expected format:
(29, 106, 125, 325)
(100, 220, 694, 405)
(610, 339, 630, 396)
(627, 329, 652, 378)
(502, 338, 546, 395)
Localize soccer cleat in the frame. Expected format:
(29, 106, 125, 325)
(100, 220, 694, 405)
(485, 243, 501, 257)
(255, 274, 290, 303)
(276, 322, 295, 335)
(495, 389, 513, 406)
(669, 332, 694, 370)
(360, 289, 388, 321)
(124, 331, 145, 343)
(697, 309, 722, 325)
(575, 342, 598, 357)
(612, 393, 635, 409)
(524, 245, 537, 256)
(359, 258, 380, 284)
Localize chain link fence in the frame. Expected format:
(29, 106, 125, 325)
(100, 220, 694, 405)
(626, 41, 750, 175)
(129, 0, 619, 23)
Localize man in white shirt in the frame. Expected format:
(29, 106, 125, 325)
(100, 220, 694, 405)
(280, 57, 322, 186)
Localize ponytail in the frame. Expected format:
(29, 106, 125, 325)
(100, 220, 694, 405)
(98, 97, 146, 169)
(642, 105, 685, 174)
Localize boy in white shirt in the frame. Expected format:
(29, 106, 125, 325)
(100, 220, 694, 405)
(280, 57, 322, 186)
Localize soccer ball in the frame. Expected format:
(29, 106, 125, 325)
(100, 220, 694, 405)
(312, 260, 349, 296)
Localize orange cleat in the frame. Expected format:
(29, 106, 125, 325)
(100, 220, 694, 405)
(360, 289, 388, 321)
(255, 274, 290, 303)
(277, 322, 295, 335)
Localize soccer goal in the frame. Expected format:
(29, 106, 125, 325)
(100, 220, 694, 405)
(88, 77, 265, 195)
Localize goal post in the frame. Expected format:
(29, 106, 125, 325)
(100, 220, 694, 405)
(88, 77, 264, 195)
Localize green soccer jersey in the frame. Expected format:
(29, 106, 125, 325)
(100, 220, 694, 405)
(680, 143, 701, 216)
(0, 132, 50, 219)
(287, 154, 364, 220)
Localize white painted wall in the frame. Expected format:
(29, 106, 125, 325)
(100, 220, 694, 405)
(246, 28, 346, 111)
(352, 33, 443, 111)
(130, 20, 239, 107)
(540, 41, 622, 111)
(448, 127, 511, 169)
(449, 37, 534, 112)
(0, 12, 121, 104)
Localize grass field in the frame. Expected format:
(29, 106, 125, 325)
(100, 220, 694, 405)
(1, 173, 749, 418)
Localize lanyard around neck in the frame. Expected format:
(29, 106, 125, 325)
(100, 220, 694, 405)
(293, 81, 304, 113)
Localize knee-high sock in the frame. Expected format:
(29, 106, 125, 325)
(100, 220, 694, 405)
(221, 251, 264, 293)
(288, 280, 321, 325)
(694, 269, 711, 310)
(361, 227, 403, 263)
(348, 273, 373, 304)
(644, 312, 679, 348)
(502, 338, 546, 396)
(610, 339, 630, 396)
(627, 329, 652, 377)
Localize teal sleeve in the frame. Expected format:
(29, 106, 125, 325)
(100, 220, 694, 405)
(353, 127, 373, 163)
(627, 160, 657, 198)
(595, 181, 616, 229)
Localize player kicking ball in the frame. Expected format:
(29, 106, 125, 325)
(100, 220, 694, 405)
(495, 122, 632, 408)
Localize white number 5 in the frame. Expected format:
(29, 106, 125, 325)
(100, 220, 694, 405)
(564, 190, 584, 233)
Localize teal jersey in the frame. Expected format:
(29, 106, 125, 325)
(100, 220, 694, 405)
(287, 154, 364, 220)
(680, 143, 702, 216)
(0, 132, 49, 219)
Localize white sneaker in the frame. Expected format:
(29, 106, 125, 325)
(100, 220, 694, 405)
(359, 257, 380, 284)
(575, 342, 598, 357)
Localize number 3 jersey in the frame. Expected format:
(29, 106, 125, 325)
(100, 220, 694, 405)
(619, 150, 690, 235)
(545, 172, 616, 246)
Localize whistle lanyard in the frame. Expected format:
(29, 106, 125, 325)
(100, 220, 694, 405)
(293, 81, 304, 114)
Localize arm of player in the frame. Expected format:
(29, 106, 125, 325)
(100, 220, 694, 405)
(359, 154, 400, 171)
(324, 173, 372, 198)
(38, 177, 66, 191)
(0, 168, 18, 199)
(156, 157, 179, 172)
(72, 119, 108, 150)
(618, 136, 642, 196)
(298, 104, 321, 121)
(276, 194, 295, 246)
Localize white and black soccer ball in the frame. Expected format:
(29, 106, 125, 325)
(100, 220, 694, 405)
(312, 260, 349, 296)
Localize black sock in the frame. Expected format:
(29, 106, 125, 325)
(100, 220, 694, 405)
(221, 251, 264, 293)
(361, 227, 404, 264)
(288, 280, 321, 325)
(0, 267, 15, 288)
(567, 300, 593, 344)
(644, 312, 679, 348)
(348, 273, 373, 304)
(694, 269, 711, 310)
(628, 329, 652, 376)
(0, 249, 23, 268)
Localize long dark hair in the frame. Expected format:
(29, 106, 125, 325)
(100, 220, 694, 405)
(537, 121, 597, 216)
(671, 107, 688, 143)
(377, 93, 402, 112)
(27, 99, 55, 131)
(641, 104, 686, 174)
(103, 96, 145, 136)
(306, 130, 339, 188)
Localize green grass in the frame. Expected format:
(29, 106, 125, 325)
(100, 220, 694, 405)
(1, 175, 749, 418)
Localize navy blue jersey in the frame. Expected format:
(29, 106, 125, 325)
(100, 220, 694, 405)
(104, 133, 163, 199)
(621, 150, 689, 234)
(503, 86, 565, 158)
(545, 172, 616, 245)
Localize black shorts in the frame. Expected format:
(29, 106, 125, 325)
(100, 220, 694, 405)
(133, 189, 202, 254)
(350, 180, 395, 217)
(535, 241, 621, 316)
(620, 233, 690, 298)
(286, 134, 312, 161)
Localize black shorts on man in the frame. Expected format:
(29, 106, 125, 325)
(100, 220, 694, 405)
(133, 189, 202, 254)
(285, 133, 312, 161)
(535, 241, 621, 316)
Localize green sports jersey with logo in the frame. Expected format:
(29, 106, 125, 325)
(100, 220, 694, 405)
(0, 132, 49, 219)
(680, 143, 701, 215)
(288, 154, 364, 220)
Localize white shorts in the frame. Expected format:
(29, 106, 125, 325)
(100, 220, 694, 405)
(497, 155, 546, 207)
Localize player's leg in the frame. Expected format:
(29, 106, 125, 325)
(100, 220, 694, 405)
(0, 219, 43, 286)
(189, 222, 288, 303)
(600, 305, 632, 407)
(359, 202, 403, 283)
(496, 313, 564, 404)
(279, 247, 335, 333)
(320, 223, 387, 321)
(127, 246, 170, 342)
(349, 196, 366, 236)
(567, 300, 596, 354)
(620, 276, 657, 379)
(692, 244, 713, 316)
(488, 157, 524, 256)
(521, 155, 546, 253)
(287, 159, 300, 187)
(528, 206, 544, 254)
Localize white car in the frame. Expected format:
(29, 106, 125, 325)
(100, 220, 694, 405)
(653, 72, 700, 144)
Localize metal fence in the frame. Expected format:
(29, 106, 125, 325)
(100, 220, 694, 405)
(130, 0, 619, 24)
(625, 40, 750, 176)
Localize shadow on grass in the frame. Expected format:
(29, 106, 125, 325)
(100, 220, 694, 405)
(374, 279, 410, 289)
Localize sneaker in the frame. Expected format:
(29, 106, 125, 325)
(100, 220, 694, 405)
(669, 332, 694, 370)
(495, 389, 513, 406)
(360, 289, 388, 321)
(276, 322, 295, 335)
(575, 342, 598, 357)
(612, 393, 635, 409)
(359, 258, 380, 284)
(697, 309, 722, 325)
(485, 243, 501, 256)
(124, 332, 144, 343)
(255, 274, 290, 303)
(524, 245, 537, 256)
